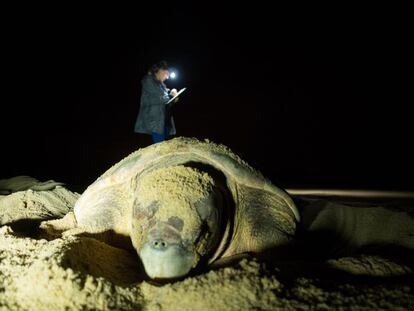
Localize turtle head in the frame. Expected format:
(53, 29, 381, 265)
(137, 220, 194, 280)
(130, 166, 223, 280)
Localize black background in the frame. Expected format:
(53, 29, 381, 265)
(1, 4, 412, 191)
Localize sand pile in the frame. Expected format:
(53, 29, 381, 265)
(1, 177, 413, 310)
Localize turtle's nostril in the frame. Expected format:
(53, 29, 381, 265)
(151, 239, 168, 250)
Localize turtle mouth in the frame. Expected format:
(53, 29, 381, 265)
(138, 223, 195, 279)
(146, 275, 188, 286)
(139, 239, 194, 279)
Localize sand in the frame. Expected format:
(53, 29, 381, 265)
(136, 165, 215, 240)
(1, 177, 414, 310)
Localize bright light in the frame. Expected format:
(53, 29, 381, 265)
(170, 71, 177, 79)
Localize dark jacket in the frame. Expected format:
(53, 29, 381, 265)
(134, 74, 176, 135)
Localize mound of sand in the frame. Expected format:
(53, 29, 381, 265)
(1, 177, 413, 310)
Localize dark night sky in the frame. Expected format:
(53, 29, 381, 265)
(1, 4, 412, 191)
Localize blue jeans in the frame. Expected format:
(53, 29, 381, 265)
(152, 127, 169, 143)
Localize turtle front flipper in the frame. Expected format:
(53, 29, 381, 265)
(39, 212, 77, 237)
(0, 181, 78, 238)
(221, 184, 298, 260)
(299, 200, 414, 259)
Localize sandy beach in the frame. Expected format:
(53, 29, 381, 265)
(0, 174, 413, 310)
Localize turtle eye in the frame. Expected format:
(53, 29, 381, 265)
(195, 192, 217, 221)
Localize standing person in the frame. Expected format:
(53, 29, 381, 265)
(134, 60, 178, 143)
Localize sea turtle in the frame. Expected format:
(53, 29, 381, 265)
(41, 137, 299, 280)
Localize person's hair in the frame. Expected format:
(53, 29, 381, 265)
(148, 60, 169, 75)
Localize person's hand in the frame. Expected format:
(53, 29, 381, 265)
(169, 88, 178, 97)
